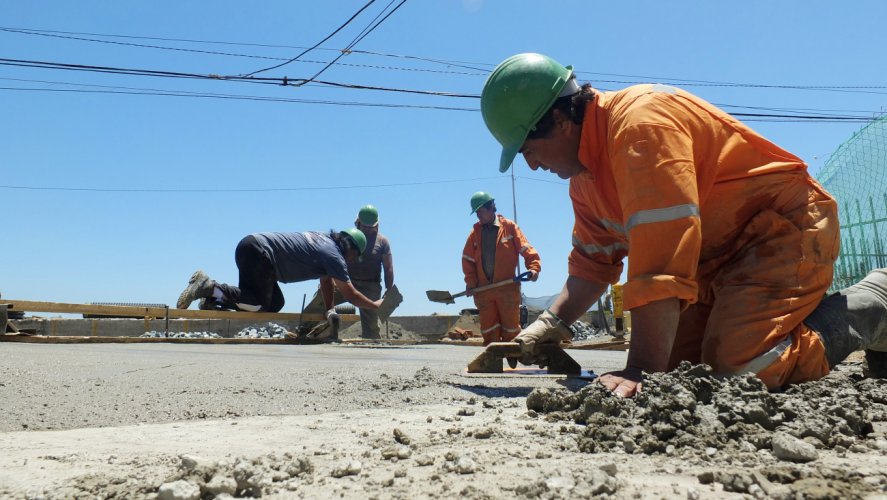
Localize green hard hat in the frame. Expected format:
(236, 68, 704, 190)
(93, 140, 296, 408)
(481, 53, 575, 173)
(357, 204, 379, 227)
(340, 227, 367, 255)
(470, 191, 495, 215)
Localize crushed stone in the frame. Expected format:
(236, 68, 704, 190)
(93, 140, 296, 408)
(141, 331, 222, 339)
(234, 322, 287, 339)
(569, 320, 612, 341)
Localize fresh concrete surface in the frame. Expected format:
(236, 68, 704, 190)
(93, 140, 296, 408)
(0, 342, 627, 432)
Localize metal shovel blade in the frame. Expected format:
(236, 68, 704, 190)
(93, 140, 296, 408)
(425, 290, 455, 304)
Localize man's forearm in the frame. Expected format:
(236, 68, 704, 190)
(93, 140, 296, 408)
(319, 278, 335, 311)
(625, 297, 680, 373)
(548, 275, 609, 325)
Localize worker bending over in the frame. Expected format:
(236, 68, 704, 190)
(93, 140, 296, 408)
(480, 53, 887, 397)
(176, 229, 382, 338)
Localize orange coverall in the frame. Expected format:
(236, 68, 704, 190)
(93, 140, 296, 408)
(569, 84, 839, 389)
(463, 214, 542, 344)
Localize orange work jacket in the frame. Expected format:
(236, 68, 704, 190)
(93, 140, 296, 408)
(462, 214, 541, 288)
(569, 84, 831, 310)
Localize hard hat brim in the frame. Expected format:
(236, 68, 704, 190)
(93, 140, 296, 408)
(499, 142, 521, 173)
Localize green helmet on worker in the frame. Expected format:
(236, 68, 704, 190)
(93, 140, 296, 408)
(470, 191, 495, 214)
(480, 53, 578, 173)
(357, 204, 379, 227)
(340, 227, 367, 255)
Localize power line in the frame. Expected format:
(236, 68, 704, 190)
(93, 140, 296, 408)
(5, 75, 882, 119)
(298, 0, 408, 86)
(4, 25, 886, 93)
(1, 78, 880, 122)
(0, 86, 477, 111)
(0, 175, 504, 193)
(0, 26, 494, 73)
(0, 58, 478, 97)
(241, 0, 377, 77)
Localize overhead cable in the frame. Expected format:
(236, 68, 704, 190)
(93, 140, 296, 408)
(240, 0, 376, 77)
(290, 0, 408, 86)
(0, 175, 504, 193)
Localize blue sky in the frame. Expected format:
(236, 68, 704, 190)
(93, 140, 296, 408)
(2, 1, 886, 316)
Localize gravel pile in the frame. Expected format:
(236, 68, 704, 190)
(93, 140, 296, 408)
(140, 331, 221, 339)
(569, 320, 611, 341)
(235, 322, 288, 339)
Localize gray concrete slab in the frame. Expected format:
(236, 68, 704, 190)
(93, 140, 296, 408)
(0, 343, 627, 432)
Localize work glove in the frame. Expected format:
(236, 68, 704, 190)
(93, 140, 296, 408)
(306, 309, 340, 341)
(513, 309, 573, 366)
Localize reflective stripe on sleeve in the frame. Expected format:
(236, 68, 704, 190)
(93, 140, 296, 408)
(572, 235, 628, 257)
(625, 204, 700, 233)
(462, 254, 476, 263)
(600, 218, 626, 236)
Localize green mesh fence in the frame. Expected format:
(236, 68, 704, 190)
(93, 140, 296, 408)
(815, 114, 887, 290)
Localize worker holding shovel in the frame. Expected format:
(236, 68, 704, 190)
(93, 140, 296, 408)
(479, 52, 887, 397)
(462, 192, 541, 345)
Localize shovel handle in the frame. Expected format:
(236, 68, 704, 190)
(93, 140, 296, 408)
(456, 271, 534, 298)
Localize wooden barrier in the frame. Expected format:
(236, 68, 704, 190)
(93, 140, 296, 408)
(3, 299, 358, 322)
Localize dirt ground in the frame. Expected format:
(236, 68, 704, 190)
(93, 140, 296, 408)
(1, 343, 886, 499)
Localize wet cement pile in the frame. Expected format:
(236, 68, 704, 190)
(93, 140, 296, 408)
(338, 320, 427, 341)
(527, 361, 887, 498)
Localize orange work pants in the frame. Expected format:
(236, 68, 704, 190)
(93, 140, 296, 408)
(667, 176, 840, 389)
(474, 283, 521, 345)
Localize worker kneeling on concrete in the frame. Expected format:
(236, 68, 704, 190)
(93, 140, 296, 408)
(462, 191, 541, 345)
(176, 229, 383, 339)
(304, 205, 396, 339)
(480, 52, 887, 397)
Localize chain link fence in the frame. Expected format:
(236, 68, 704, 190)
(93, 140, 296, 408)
(816, 114, 887, 290)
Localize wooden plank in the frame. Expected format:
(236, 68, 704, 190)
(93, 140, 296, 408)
(4, 299, 358, 322)
(0, 335, 437, 345)
(569, 339, 630, 351)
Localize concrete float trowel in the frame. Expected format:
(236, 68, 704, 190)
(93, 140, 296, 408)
(428, 272, 591, 378)
(465, 341, 590, 378)
(304, 284, 404, 341)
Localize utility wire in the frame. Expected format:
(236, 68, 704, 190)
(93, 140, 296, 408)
(0, 26, 493, 73)
(5, 58, 882, 109)
(9, 77, 884, 120)
(0, 27, 485, 76)
(240, 0, 376, 77)
(0, 58, 477, 97)
(4, 26, 886, 93)
(295, 0, 408, 86)
(0, 86, 477, 111)
(0, 175, 504, 193)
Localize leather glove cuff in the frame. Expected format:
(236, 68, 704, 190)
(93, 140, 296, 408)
(516, 309, 573, 344)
